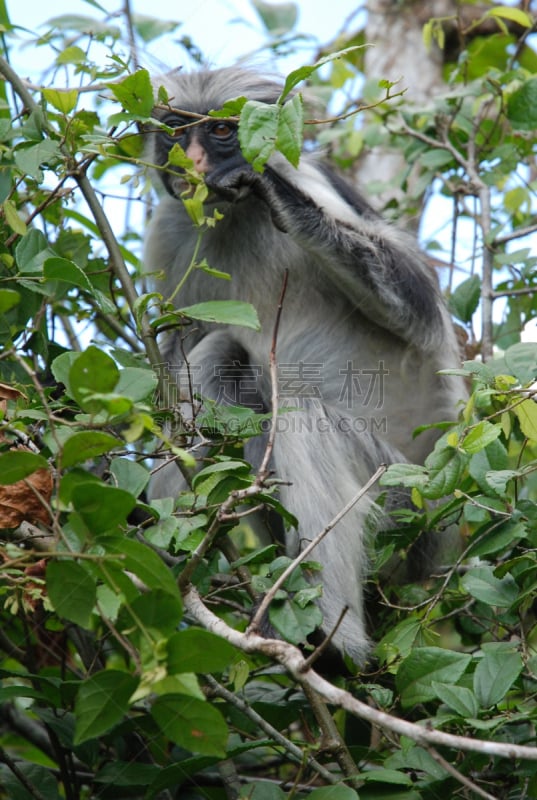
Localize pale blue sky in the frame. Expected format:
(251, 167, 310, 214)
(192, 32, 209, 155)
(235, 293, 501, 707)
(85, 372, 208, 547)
(7, 0, 363, 77)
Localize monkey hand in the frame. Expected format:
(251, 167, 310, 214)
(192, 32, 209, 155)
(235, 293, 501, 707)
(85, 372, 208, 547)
(205, 160, 297, 233)
(205, 159, 261, 202)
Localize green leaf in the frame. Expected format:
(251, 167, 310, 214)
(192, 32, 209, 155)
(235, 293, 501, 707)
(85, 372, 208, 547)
(71, 482, 136, 534)
(507, 77, 537, 131)
(309, 786, 360, 800)
(251, 0, 297, 35)
(269, 596, 323, 646)
(486, 6, 532, 28)
(110, 457, 150, 497)
(239, 100, 280, 170)
(379, 462, 429, 489)
(423, 445, 467, 498)
(60, 431, 120, 467)
(74, 670, 139, 745)
(167, 629, 237, 674)
(432, 682, 479, 718)
(514, 399, 537, 441)
(99, 536, 180, 599)
(43, 257, 93, 292)
(108, 68, 154, 117)
(396, 648, 472, 708)
(47, 560, 96, 628)
(276, 93, 303, 167)
(69, 345, 120, 411)
(473, 649, 523, 707)
(42, 88, 79, 114)
(179, 300, 260, 330)
(362, 769, 413, 786)
(3, 198, 27, 235)
(461, 565, 518, 608)
(13, 139, 61, 180)
(122, 589, 183, 637)
(0, 288, 20, 313)
(460, 420, 502, 454)
(0, 451, 49, 485)
(116, 366, 158, 402)
(151, 694, 228, 757)
(468, 436, 508, 496)
(447, 274, 481, 323)
(15, 228, 49, 272)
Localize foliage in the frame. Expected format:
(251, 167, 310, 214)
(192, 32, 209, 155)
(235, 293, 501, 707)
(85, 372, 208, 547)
(0, 2, 536, 800)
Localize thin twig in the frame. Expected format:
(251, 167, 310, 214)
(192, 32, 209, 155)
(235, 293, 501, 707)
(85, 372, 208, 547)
(427, 746, 498, 800)
(205, 675, 338, 784)
(249, 464, 387, 633)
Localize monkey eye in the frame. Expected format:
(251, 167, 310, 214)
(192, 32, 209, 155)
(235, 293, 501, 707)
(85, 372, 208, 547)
(210, 121, 235, 139)
(161, 115, 189, 139)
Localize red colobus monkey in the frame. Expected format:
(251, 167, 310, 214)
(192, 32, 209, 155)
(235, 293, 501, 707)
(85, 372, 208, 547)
(145, 67, 464, 664)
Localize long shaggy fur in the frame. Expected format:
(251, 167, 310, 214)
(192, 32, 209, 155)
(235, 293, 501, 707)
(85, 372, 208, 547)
(145, 67, 464, 664)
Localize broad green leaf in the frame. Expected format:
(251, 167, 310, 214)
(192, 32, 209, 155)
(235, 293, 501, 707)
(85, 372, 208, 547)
(269, 596, 322, 646)
(42, 88, 78, 114)
(503, 342, 537, 385)
(486, 6, 532, 27)
(116, 366, 158, 402)
(192, 458, 251, 489)
(461, 565, 518, 607)
(43, 257, 93, 292)
(99, 536, 180, 599)
(469, 437, 508, 494)
(74, 670, 139, 745)
(0, 451, 49, 485)
(460, 420, 502, 454)
(468, 519, 527, 558)
(514, 399, 537, 441)
(396, 648, 471, 708)
(423, 445, 467, 498)
(251, 0, 297, 35)
(110, 457, 150, 497)
(507, 77, 537, 131)
(239, 100, 280, 170)
(362, 769, 413, 786)
(379, 462, 429, 489)
(447, 274, 481, 323)
(122, 589, 183, 637)
(69, 345, 120, 411)
(179, 300, 260, 330)
(0, 288, 19, 314)
(47, 560, 96, 628)
(167, 629, 237, 674)
(3, 198, 27, 235)
(151, 694, 228, 757)
(60, 431, 120, 467)
(14, 139, 61, 180)
(71, 482, 136, 534)
(432, 682, 479, 718)
(93, 761, 159, 788)
(474, 649, 523, 707)
(276, 93, 303, 168)
(107, 68, 154, 117)
(14, 228, 49, 272)
(309, 786, 360, 800)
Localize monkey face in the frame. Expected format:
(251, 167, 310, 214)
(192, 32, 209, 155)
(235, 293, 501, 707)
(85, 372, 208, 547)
(153, 112, 245, 201)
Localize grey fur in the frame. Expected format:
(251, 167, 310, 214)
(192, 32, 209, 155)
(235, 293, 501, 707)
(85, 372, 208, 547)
(145, 67, 465, 664)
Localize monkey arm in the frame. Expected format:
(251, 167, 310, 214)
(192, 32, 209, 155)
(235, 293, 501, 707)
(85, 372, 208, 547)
(205, 158, 447, 352)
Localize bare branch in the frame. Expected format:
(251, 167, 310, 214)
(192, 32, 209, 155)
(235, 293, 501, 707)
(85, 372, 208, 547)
(185, 585, 537, 763)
